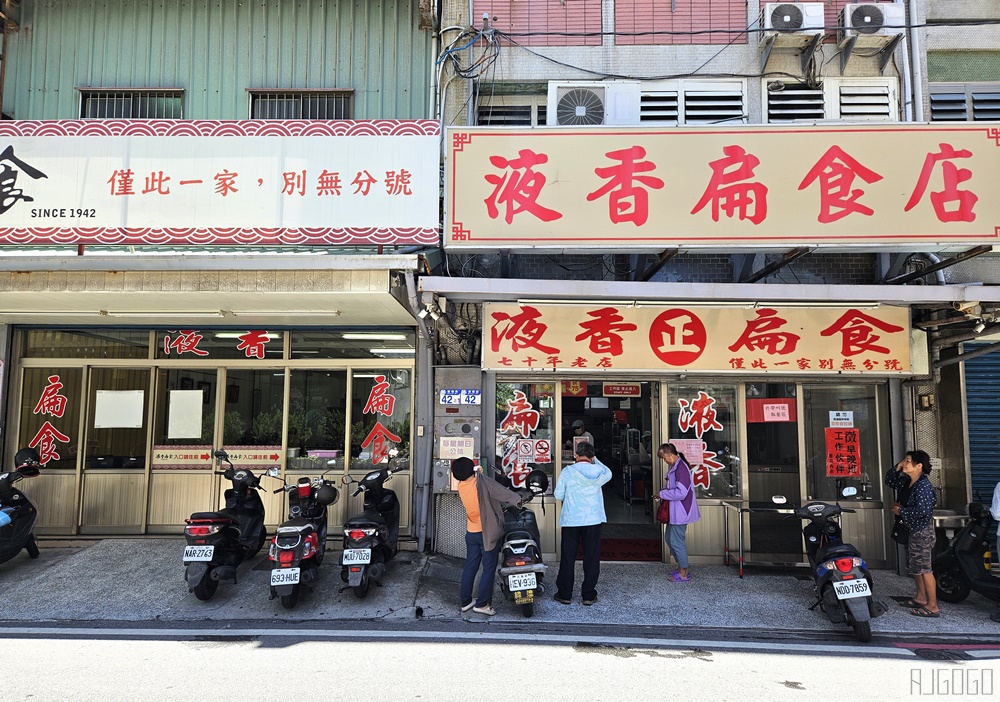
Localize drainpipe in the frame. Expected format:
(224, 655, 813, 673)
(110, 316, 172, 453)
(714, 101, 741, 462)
(907, 0, 924, 121)
(406, 271, 435, 551)
(895, 0, 913, 121)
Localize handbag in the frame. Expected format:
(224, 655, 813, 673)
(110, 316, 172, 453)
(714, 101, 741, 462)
(890, 518, 910, 545)
(656, 498, 670, 525)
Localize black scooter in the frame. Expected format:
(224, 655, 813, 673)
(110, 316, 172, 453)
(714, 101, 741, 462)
(0, 448, 43, 566)
(182, 449, 276, 600)
(933, 500, 1000, 606)
(497, 469, 549, 617)
(269, 467, 339, 609)
(772, 487, 885, 642)
(339, 465, 404, 598)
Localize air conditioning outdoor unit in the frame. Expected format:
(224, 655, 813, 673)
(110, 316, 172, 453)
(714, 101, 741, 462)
(545, 81, 641, 126)
(839, 3, 906, 48)
(759, 2, 825, 48)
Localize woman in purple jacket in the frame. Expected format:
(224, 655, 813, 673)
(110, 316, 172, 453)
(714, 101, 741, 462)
(657, 443, 701, 582)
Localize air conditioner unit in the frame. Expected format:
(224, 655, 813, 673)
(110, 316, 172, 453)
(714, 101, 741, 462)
(759, 3, 825, 48)
(545, 81, 641, 126)
(839, 3, 906, 48)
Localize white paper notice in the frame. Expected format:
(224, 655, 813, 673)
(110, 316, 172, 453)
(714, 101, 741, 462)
(94, 390, 145, 429)
(167, 390, 204, 439)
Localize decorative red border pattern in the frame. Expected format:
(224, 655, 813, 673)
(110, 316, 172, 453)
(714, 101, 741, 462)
(0, 119, 441, 137)
(0, 226, 439, 246)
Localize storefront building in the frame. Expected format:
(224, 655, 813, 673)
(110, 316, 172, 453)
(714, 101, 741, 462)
(425, 121, 1000, 567)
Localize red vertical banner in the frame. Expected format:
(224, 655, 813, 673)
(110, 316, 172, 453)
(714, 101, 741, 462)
(825, 427, 861, 477)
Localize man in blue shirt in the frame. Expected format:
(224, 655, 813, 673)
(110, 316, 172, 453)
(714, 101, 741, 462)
(553, 441, 612, 606)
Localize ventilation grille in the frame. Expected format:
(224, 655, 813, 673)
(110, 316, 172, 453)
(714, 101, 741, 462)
(929, 85, 1000, 122)
(640, 92, 679, 124)
(768, 3, 804, 30)
(838, 84, 892, 120)
(684, 91, 745, 124)
(639, 82, 745, 126)
(556, 87, 606, 125)
(80, 90, 184, 119)
(477, 96, 547, 127)
(846, 4, 885, 34)
(250, 91, 352, 120)
(767, 83, 824, 122)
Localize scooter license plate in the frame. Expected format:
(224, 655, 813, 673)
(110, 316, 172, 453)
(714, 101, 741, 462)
(270, 568, 300, 586)
(514, 589, 534, 605)
(833, 579, 871, 600)
(508, 573, 537, 591)
(183, 545, 214, 562)
(342, 548, 371, 565)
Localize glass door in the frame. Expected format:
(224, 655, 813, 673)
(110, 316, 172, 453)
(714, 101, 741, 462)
(745, 382, 802, 560)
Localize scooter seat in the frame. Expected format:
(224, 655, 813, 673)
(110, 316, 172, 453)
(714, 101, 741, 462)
(188, 511, 232, 523)
(817, 542, 862, 561)
(277, 518, 315, 535)
(345, 510, 385, 528)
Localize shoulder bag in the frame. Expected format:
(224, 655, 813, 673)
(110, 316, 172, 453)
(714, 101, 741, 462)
(656, 498, 670, 525)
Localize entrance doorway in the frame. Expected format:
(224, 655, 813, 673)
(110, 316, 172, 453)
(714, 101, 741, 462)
(561, 380, 660, 561)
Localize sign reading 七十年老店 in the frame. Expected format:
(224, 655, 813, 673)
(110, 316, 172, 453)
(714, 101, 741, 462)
(483, 303, 911, 374)
(446, 124, 1000, 249)
(0, 120, 439, 246)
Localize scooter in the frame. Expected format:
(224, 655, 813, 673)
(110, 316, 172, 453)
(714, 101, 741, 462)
(268, 465, 339, 609)
(771, 487, 885, 642)
(182, 449, 277, 600)
(0, 448, 43, 566)
(497, 469, 549, 618)
(339, 465, 404, 598)
(933, 500, 1000, 606)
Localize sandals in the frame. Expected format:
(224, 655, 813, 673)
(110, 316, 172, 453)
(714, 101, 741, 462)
(669, 572, 691, 582)
(898, 598, 925, 609)
(910, 606, 941, 618)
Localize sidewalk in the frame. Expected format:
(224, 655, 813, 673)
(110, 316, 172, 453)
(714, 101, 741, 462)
(1, 539, 997, 636)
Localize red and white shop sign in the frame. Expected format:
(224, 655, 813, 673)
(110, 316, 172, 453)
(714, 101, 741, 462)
(746, 398, 797, 423)
(825, 427, 862, 477)
(151, 446, 214, 469)
(0, 120, 439, 246)
(485, 303, 911, 374)
(603, 383, 641, 397)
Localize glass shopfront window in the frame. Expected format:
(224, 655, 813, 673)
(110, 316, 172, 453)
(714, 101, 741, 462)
(495, 382, 555, 489)
(22, 329, 149, 359)
(349, 369, 411, 471)
(155, 331, 285, 360)
(18, 368, 84, 470)
(152, 368, 218, 447)
(287, 370, 347, 469)
(665, 383, 741, 498)
(85, 368, 151, 470)
(290, 330, 415, 360)
(803, 384, 888, 502)
(222, 369, 285, 447)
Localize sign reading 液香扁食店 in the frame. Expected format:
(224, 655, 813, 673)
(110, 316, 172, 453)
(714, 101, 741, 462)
(483, 303, 912, 374)
(447, 124, 1000, 249)
(0, 120, 440, 246)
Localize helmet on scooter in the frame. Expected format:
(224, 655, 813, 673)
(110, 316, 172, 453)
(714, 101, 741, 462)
(526, 469, 549, 495)
(315, 483, 340, 506)
(14, 448, 41, 476)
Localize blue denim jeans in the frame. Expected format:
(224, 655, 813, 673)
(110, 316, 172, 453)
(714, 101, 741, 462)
(665, 523, 689, 569)
(460, 530, 499, 608)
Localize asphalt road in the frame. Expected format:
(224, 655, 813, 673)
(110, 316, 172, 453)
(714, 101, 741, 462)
(3, 620, 998, 702)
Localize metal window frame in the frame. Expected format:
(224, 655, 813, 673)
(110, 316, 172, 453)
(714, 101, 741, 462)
(76, 88, 185, 119)
(247, 89, 355, 120)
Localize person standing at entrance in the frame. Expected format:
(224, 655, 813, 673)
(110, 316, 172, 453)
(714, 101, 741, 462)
(657, 443, 701, 582)
(451, 456, 522, 616)
(885, 450, 940, 617)
(553, 442, 612, 605)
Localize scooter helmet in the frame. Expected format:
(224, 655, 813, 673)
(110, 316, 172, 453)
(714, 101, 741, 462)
(14, 447, 41, 476)
(526, 469, 549, 495)
(315, 483, 340, 506)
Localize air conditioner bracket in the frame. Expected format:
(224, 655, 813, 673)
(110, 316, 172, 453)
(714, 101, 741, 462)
(760, 33, 821, 76)
(840, 33, 903, 75)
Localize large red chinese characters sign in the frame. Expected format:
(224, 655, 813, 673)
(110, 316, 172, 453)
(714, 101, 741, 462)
(30, 375, 71, 465)
(447, 125, 1000, 249)
(825, 427, 861, 477)
(484, 303, 911, 374)
(360, 375, 402, 466)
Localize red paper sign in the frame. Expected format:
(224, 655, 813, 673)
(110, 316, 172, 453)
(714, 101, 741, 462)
(825, 427, 861, 477)
(603, 383, 641, 397)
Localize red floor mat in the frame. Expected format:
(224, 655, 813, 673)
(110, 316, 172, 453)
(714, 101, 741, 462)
(576, 538, 662, 562)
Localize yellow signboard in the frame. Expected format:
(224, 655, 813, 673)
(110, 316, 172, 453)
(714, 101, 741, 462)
(483, 303, 911, 374)
(447, 125, 1000, 249)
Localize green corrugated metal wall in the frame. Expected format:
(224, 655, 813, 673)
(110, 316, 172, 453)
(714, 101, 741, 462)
(928, 51, 1000, 84)
(2, 0, 432, 120)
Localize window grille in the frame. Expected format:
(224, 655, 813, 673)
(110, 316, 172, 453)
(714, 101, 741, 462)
(79, 89, 184, 119)
(476, 95, 547, 126)
(249, 91, 353, 119)
(929, 83, 1000, 122)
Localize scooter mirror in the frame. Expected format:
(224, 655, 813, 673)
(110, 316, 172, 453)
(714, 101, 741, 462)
(341, 474, 351, 485)
(326, 459, 337, 468)
(771, 495, 787, 505)
(213, 449, 230, 462)
(841, 486, 858, 498)
(265, 466, 280, 478)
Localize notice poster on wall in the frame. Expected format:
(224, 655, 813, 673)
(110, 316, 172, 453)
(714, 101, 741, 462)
(168, 390, 205, 439)
(94, 390, 145, 429)
(825, 427, 861, 477)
